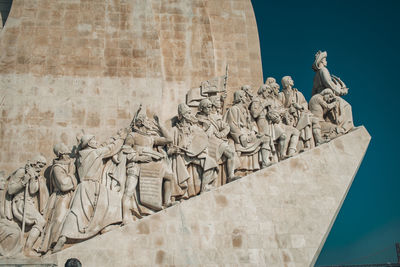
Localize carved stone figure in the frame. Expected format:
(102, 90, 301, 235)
(168, 103, 218, 199)
(122, 113, 174, 224)
(0, 171, 22, 257)
(52, 129, 127, 252)
(309, 89, 345, 144)
(250, 85, 277, 167)
(261, 85, 300, 159)
(7, 156, 48, 256)
(196, 99, 238, 184)
(279, 76, 314, 150)
(225, 90, 269, 172)
(312, 50, 354, 132)
(35, 144, 77, 254)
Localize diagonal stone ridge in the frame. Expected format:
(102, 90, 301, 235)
(48, 126, 371, 266)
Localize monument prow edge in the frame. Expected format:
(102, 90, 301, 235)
(48, 126, 370, 267)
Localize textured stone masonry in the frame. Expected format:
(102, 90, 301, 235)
(0, 0, 263, 173)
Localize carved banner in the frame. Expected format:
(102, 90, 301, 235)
(139, 162, 165, 211)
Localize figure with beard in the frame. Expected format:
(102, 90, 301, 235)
(168, 103, 218, 199)
(35, 143, 77, 254)
(52, 128, 127, 253)
(0, 171, 22, 257)
(196, 99, 238, 184)
(311, 50, 354, 133)
(279, 76, 315, 151)
(121, 113, 175, 224)
(225, 90, 269, 172)
(7, 155, 48, 256)
(261, 84, 300, 159)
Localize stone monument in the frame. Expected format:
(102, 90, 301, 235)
(0, 1, 369, 266)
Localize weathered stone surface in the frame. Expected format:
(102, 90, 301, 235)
(0, 0, 263, 173)
(48, 126, 370, 266)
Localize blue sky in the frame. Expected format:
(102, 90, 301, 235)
(251, 0, 400, 265)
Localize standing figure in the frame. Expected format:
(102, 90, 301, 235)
(0, 171, 22, 257)
(196, 99, 237, 184)
(262, 86, 300, 160)
(168, 103, 218, 199)
(279, 76, 314, 150)
(53, 129, 127, 252)
(225, 90, 269, 172)
(7, 156, 48, 256)
(250, 85, 276, 167)
(35, 143, 77, 254)
(311, 50, 354, 132)
(122, 113, 174, 224)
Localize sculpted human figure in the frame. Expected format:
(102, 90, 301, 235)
(168, 103, 218, 198)
(309, 89, 345, 144)
(122, 113, 175, 224)
(196, 99, 238, 184)
(311, 50, 354, 132)
(35, 143, 77, 254)
(7, 155, 48, 256)
(225, 90, 269, 172)
(261, 85, 300, 159)
(279, 76, 314, 150)
(0, 171, 22, 257)
(249, 85, 277, 167)
(53, 129, 128, 253)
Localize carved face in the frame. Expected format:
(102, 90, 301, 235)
(88, 138, 99, 149)
(323, 92, 335, 103)
(202, 102, 212, 115)
(321, 57, 327, 67)
(272, 83, 280, 96)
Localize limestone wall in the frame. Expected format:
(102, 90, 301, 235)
(49, 127, 371, 266)
(0, 0, 263, 173)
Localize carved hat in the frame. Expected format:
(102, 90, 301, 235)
(80, 134, 95, 148)
(53, 143, 69, 157)
(178, 103, 191, 116)
(312, 50, 327, 71)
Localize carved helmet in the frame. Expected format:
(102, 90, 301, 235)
(53, 143, 69, 157)
(80, 134, 95, 148)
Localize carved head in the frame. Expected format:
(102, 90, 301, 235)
(312, 50, 328, 71)
(199, 99, 212, 116)
(178, 103, 197, 124)
(281, 76, 294, 90)
(134, 113, 153, 130)
(209, 95, 222, 111)
(233, 90, 245, 104)
(271, 82, 280, 96)
(81, 134, 96, 149)
(30, 154, 47, 173)
(321, 89, 335, 103)
(265, 77, 276, 85)
(53, 143, 70, 158)
(257, 84, 271, 99)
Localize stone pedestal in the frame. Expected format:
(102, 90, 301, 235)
(47, 127, 370, 266)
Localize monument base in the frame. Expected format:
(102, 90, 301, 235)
(44, 127, 370, 266)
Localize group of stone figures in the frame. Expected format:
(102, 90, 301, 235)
(0, 51, 354, 257)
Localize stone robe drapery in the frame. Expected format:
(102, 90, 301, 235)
(59, 138, 124, 240)
(224, 104, 261, 171)
(35, 159, 77, 253)
(170, 123, 217, 198)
